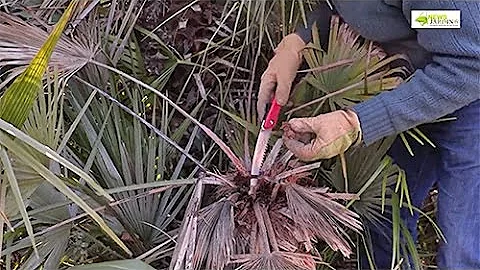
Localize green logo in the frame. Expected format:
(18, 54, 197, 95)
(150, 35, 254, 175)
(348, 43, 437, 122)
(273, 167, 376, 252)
(412, 10, 460, 28)
(415, 13, 428, 26)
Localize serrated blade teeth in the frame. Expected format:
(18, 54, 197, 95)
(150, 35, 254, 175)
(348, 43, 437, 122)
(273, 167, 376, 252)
(251, 148, 267, 175)
(251, 129, 271, 176)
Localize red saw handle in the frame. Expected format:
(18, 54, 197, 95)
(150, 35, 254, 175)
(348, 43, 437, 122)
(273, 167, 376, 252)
(262, 98, 282, 130)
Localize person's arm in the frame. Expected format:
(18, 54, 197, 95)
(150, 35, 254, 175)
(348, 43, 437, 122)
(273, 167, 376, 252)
(282, 1, 479, 161)
(352, 1, 480, 145)
(257, 2, 337, 119)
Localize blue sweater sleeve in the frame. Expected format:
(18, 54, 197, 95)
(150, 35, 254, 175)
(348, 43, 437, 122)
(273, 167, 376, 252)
(352, 1, 480, 145)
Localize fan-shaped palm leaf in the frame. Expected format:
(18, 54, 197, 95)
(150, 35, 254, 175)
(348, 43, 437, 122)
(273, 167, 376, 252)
(288, 15, 410, 116)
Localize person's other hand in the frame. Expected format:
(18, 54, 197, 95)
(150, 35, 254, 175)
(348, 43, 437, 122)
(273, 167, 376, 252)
(257, 33, 305, 119)
(282, 109, 362, 161)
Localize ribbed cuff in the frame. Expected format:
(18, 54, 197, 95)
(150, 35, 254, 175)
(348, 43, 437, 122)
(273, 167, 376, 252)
(352, 97, 397, 146)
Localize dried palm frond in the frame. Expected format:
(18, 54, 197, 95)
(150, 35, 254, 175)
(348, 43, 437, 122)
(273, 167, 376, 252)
(233, 251, 318, 270)
(171, 138, 362, 270)
(193, 198, 235, 270)
(285, 183, 361, 257)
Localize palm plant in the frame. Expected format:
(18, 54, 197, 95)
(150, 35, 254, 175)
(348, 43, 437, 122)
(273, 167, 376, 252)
(170, 136, 364, 270)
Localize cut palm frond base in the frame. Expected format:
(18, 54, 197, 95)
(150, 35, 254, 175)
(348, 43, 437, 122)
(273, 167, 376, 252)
(171, 138, 362, 270)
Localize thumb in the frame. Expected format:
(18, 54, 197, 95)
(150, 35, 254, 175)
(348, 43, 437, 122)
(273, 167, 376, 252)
(283, 136, 319, 162)
(257, 73, 276, 119)
(286, 118, 316, 134)
(275, 75, 293, 106)
(283, 136, 306, 156)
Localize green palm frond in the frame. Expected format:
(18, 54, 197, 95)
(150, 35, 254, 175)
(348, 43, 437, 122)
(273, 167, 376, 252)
(321, 136, 431, 269)
(0, 0, 86, 127)
(289, 15, 410, 116)
(324, 137, 399, 228)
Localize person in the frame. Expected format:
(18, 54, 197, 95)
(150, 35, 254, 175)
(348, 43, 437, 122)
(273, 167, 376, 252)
(257, 0, 480, 269)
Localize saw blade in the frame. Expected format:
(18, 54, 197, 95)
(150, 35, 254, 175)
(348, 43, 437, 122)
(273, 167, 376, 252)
(250, 129, 271, 176)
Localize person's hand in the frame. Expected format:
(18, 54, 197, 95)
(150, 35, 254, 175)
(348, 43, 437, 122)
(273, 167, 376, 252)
(257, 33, 305, 119)
(282, 109, 362, 161)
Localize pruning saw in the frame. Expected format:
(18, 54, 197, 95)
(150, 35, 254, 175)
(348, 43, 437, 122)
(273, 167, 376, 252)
(250, 98, 282, 176)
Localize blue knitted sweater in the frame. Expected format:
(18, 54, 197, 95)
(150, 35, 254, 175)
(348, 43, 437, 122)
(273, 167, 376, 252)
(296, 0, 480, 146)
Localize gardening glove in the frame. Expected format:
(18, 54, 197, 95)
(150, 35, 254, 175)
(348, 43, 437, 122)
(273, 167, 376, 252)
(257, 33, 306, 119)
(282, 109, 362, 161)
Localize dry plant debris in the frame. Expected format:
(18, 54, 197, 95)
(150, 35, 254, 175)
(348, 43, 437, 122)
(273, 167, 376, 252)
(172, 139, 362, 270)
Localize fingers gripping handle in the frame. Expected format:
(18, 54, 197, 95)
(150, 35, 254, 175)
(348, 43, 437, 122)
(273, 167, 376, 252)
(262, 98, 282, 130)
